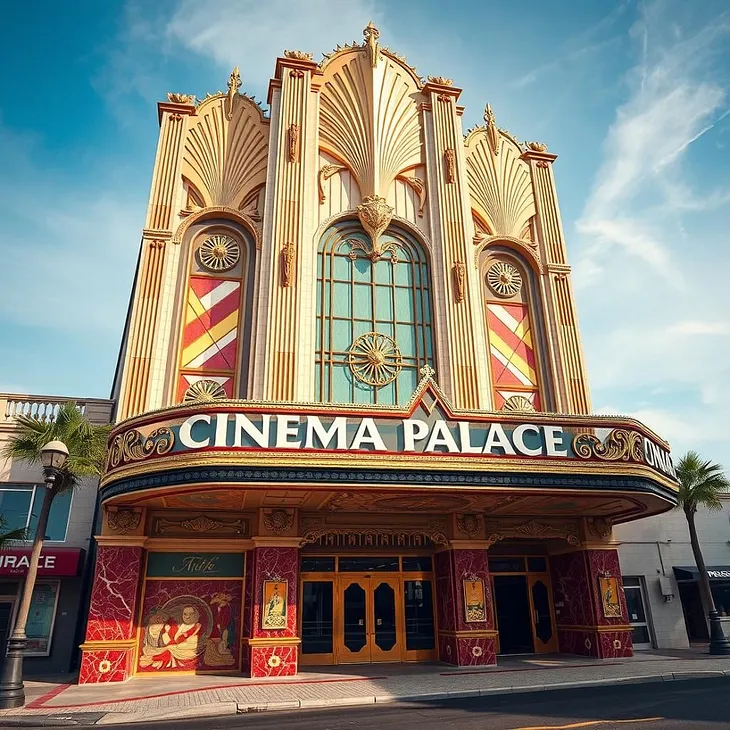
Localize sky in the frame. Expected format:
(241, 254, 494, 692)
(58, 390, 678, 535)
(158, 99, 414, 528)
(0, 0, 729, 466)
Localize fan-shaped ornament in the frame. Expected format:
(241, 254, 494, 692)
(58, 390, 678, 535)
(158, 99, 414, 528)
(501, 395, 535, 413)
(347, 332, 402, 387)
(487, 261, 522, 298)
(198, 234, 241, 272)
(183, 379, 227, 403)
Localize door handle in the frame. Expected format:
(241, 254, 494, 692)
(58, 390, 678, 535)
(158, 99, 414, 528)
(377, 618, 382, 626)
(533, 609, 539, 625)
(358, 618, 364, 626)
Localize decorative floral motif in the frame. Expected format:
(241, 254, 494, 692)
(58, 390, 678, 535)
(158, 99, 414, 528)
(452, 261, 466, 302)
(267, 654, 282, 668)
(107, 508, 141, 535)
(283, 50, 313, 61)
(183, 379, 227, 403)
(98, 659, 111, 674)
(198, 235, 240, 272)
(456, 514, 481, 539)
(263, 509, 295, 535)
(471, 646, 483, 657)
(573, 429, 644, 463)
(427, 76, 453, 86)
(280, 242, 296, 287)
(356, 195, 394, 253)
(347, 332, 402, 387)
(487, 261, 522, 298)
(167, 92, 195, 104)
(318, 163, 346, 203)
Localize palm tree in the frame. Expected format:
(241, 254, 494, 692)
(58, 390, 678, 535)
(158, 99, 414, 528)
(0, 402, 110, 704)
(0, 519, 27, 548)
(675, 450, 730, 654)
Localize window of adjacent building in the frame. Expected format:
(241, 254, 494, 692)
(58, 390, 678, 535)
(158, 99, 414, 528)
(25, 581, 60, 656)
(316, 221, 434, 406)
(0, 486, 73, 542)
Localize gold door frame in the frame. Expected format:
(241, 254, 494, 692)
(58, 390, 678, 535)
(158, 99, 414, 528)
(490, 555, 559, 655)
(298, 553, 437, 665)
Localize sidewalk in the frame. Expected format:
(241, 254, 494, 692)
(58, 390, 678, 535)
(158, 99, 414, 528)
(3, 650, 730, 726)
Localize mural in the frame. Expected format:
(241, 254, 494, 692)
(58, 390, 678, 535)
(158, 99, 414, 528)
(138, 580, 242, 672)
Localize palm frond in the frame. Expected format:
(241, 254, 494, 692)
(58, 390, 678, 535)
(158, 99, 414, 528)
(675, 450, 730, 512)
(3, 402, 110, 491)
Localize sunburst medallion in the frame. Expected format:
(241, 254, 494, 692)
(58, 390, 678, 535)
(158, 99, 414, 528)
(198, 234, 240, 272)
(347, 332, 402, 387)
(501, 395, 535, 413)
(487, 261, 522, 298)
(183, 379, 227, 403)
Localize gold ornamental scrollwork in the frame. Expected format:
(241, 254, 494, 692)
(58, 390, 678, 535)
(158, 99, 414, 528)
(301, 523, 449, 547)
(356, 195, 394, 253)
(318, 163, 346, 203)
(485, 519, 581, 547)
(107, 427, 175, 469)
(263, 509, 295, 535)
(572, 429, 644, 463)
(452, 261, 466, 303)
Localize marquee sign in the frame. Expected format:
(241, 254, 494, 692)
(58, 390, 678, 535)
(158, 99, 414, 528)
(104, 384, 678, 486)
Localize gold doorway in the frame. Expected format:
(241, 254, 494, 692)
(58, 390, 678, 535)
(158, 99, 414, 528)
(299, 554, 437, 665)
(337, 575, 402, 663)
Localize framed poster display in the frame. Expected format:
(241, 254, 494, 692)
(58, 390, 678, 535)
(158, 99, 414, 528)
(463, 578, 486, 623)
(25, 580, 60, 656)
(261, 580, 287, 629)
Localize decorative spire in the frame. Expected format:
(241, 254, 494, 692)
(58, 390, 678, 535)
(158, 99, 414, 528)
(484, 103, 499, 156)
(363, 21, 380, 68)
(226, 66, 241, 120)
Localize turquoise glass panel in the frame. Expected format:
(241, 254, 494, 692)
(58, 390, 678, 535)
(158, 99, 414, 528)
(376, 286, 394, 320)
(422, 288, 431, 321)
(27, 488, 72, 541)
(354, 381, 374, 404)
(378, 380, 396, 405)
(332, 365, 352, 402)
(425, 326, 433, 357)
(394, 288, 414, 320)
(333, 282, 351, 317)
(314, 364, 322, 400)
(353, 284, 373, 320)
(332, 319, 352, 352)
(396, 324, 416, 356)
(323, 254, 331, 279)
(394, 261, 413, 286)
(353, 319, 371, 339)
(376, 321, 394, 337)
(352, 256, 371, 282)
(333, 253, 350, 280)
(0, 489, 33, 534)
(374, 261, 393, 285)
(322, 282, 331, 315)
(398, 368, 418, 398)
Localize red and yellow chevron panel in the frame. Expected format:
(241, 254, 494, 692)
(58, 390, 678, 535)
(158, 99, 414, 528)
(177, 277, 241, 400)
(487, 302, 541, 410)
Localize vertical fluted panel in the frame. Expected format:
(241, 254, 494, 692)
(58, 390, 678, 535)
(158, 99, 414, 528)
(264, 66, 310, 401)
(430, 95, 481, 409)
(533, 164, 565, 265)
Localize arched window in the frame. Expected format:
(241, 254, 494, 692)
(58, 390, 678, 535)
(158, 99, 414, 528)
(177, 220, 256, 403)
(482, 250, 544, 412)
(315, 220, 433, 405)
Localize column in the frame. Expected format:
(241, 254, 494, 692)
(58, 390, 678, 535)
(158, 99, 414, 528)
(241, 539, 300, 677)
(78, 538, 145, 683)
(550, 548, 633, 658)
(254, 54, 319, 401)
(117, 99, 193, 420)
(422, 80, 490, 410)
(434, 543, 497, 666)
(523, 146, 591, 414)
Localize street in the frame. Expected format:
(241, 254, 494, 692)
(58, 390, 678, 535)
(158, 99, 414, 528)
(4, 677, 729, 730)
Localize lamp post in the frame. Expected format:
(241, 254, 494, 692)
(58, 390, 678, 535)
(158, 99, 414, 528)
(0, 440, 68, 709)
(708, 609, 730, 655)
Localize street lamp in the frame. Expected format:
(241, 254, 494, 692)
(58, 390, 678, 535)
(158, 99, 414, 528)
(0, 440, 68, 709)
(708, 609, 730, 655)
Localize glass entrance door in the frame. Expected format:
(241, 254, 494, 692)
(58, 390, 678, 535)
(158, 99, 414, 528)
(336, 576, 403, 663)
(528, 575, 558, 653)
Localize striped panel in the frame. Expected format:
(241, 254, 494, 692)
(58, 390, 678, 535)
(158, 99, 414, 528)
(181, 277, 241, 371)
(487, 302, 541, 410)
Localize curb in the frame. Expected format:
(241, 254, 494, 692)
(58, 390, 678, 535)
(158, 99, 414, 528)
(236, 670, 730, 715)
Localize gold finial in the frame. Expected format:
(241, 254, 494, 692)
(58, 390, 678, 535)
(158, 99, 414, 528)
(526, 141, 548, 152)
(226, 66, 241, 120)
(167, 92, 195, 104)
(363, 21, 380, 67)
(484, 103, 499, 156)
(284, 50, 314, 61)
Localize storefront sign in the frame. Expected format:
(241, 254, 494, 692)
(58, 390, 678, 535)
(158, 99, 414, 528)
(0, 549, 82, 577)
(708, 570, 730, 579)
(146, 552, 244, 578)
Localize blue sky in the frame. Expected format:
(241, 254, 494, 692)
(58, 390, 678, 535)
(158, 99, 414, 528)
(1, 0, 729, 465)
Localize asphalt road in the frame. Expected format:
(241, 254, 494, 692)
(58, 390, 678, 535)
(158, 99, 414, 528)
(3, 678, 730, 729)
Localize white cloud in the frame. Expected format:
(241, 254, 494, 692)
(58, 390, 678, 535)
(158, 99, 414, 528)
(165, 0, 380, 92)
(575, 1, 730, 465)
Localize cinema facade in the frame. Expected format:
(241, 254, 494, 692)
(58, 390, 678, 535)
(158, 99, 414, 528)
(78, 25, 679, 683)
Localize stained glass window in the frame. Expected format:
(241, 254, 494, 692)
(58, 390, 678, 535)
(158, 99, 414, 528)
(315, 221, 433, 405)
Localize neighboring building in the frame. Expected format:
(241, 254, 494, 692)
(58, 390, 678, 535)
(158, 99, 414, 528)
(616, 497, 730, 649)
(78, 25, 680, 684)
(0, 393, 113, 675)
